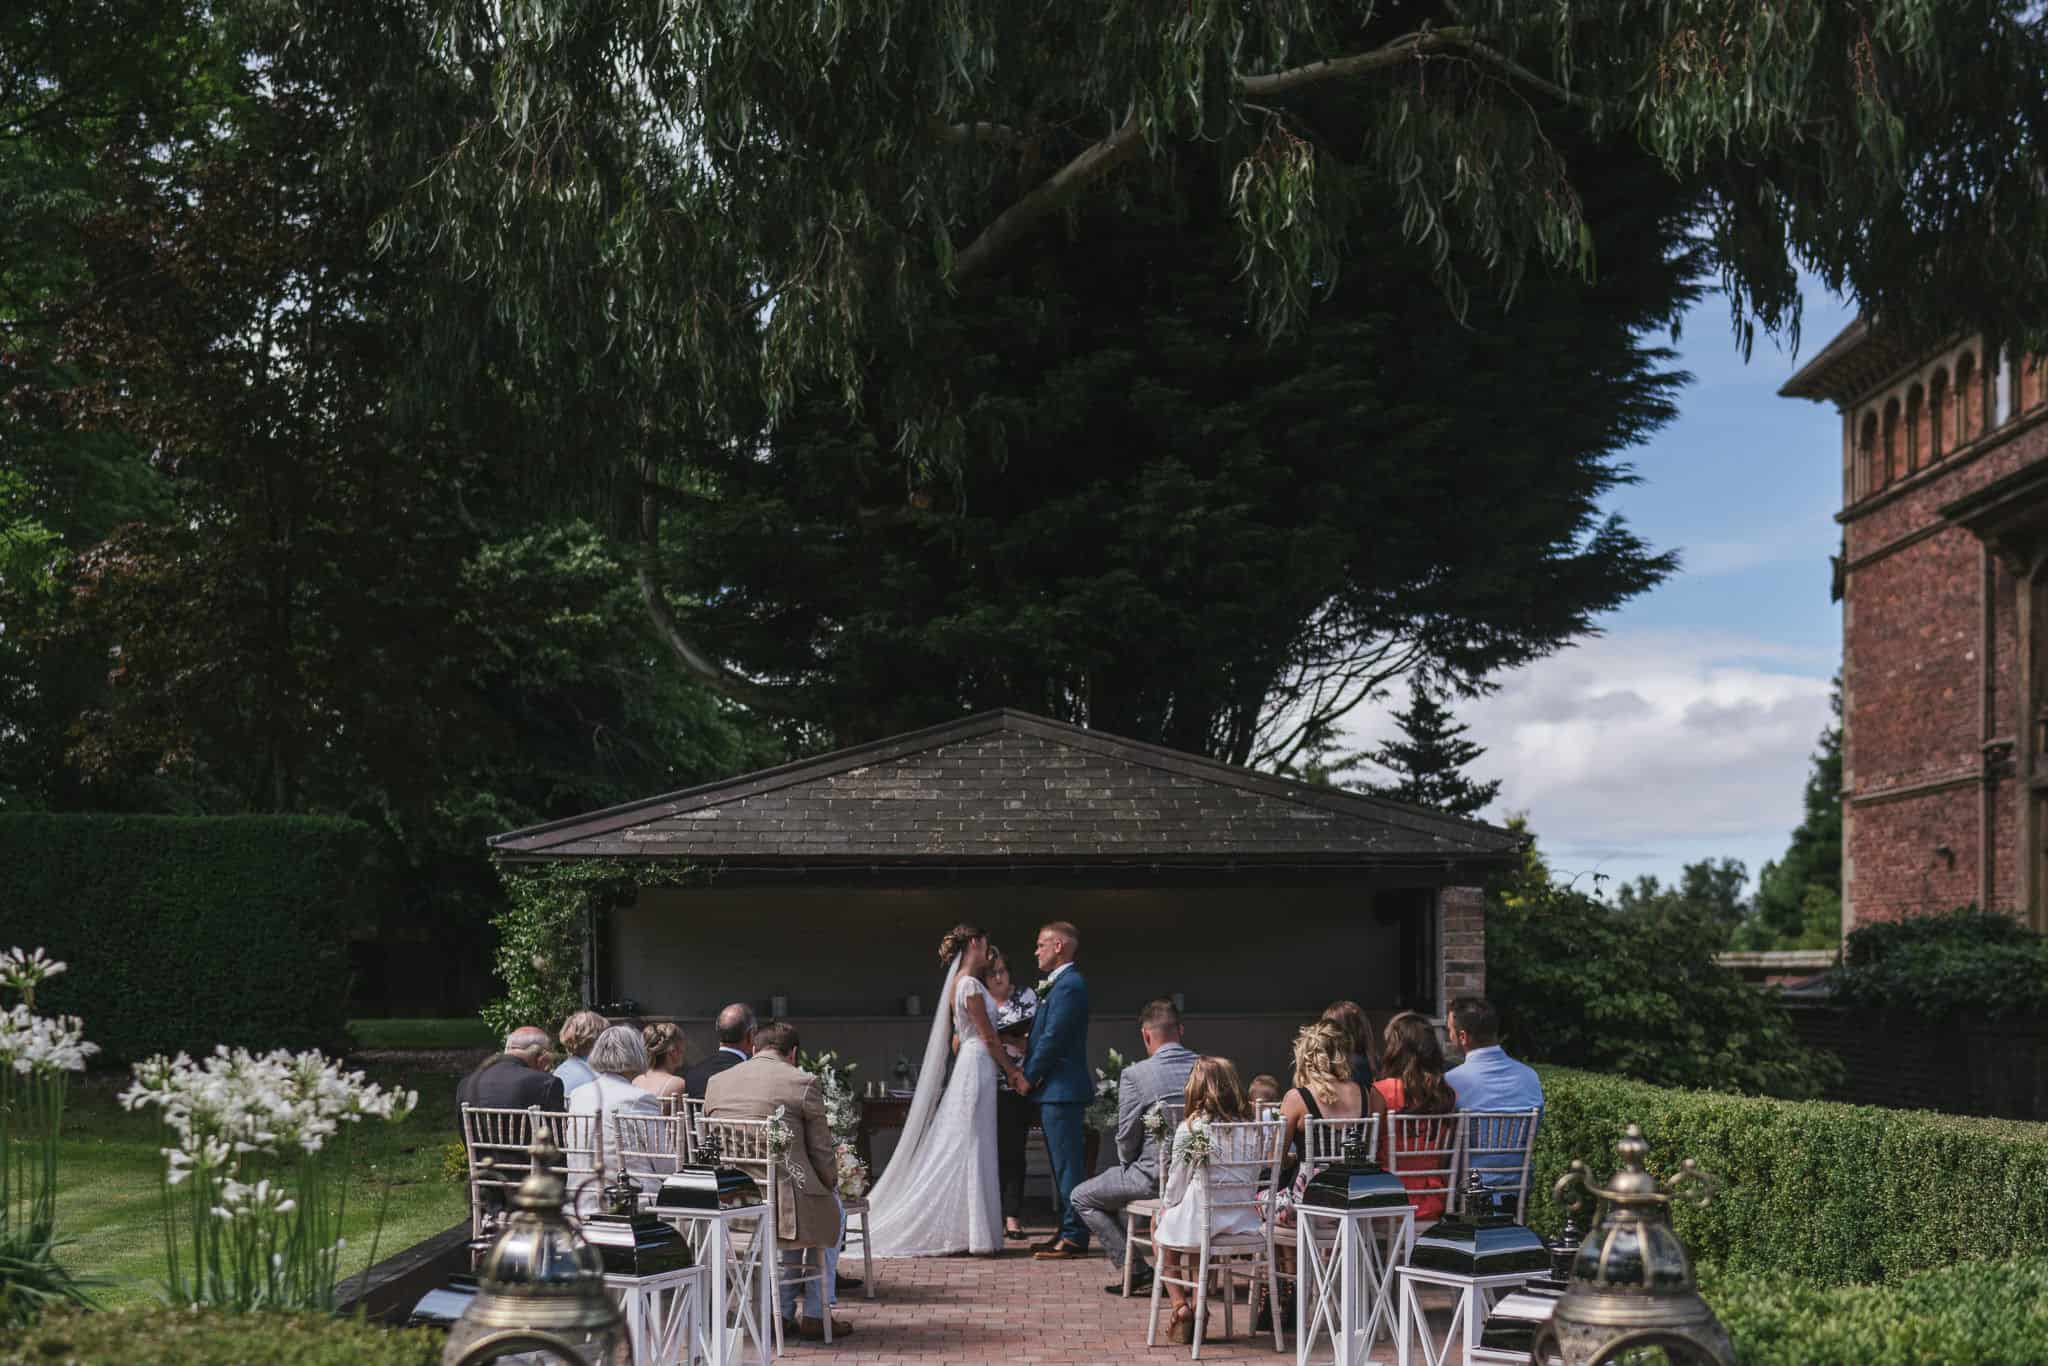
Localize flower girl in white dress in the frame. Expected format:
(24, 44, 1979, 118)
(1155, 1057, 1262, 1344)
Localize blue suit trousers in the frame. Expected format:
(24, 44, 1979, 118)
(1038, 1100, 1089, 1248)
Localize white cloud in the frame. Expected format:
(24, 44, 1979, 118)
(1340, 629, 1835, 892)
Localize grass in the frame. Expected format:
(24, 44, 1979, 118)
(50, 1062, 468, 1310)
(347, 1017, 496, 1051)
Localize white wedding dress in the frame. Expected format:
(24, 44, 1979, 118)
(862, 957, 1003, 1255)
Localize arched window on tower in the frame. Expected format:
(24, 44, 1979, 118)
(1906, 384, 1925, 474)
(1883, 398, 1903, 484)
(1928, 368, 1950, 462)
(1958, 351, 1981, 443)
(1859, 412, 1879, 499)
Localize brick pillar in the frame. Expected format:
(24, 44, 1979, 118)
(1439, 884, 1487, 1012)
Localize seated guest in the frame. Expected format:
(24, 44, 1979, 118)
(1246, 1073, 1283, 1114)
(1374, 1010, 1458, 1222)
(1154, 1057, 1258, 1346)
(684, 1002, 757, 1100)
(553, 1010, 609, 1096)
(1321, 1000, 1379, 1087)
(706, 1020, 850, 1342)
(634, 1022, 690, 1106)
(1270, 1021, 1372, 1231)
(1070, 997, 1197, 1296)
(1445, 996, 1545, 1210)
(457, 1025, 566, 1120)
(566, 1025, 660, 1211)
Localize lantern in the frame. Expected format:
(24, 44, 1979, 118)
(1410, 1171, 1552, 1276)
(1529, 1124, 1735, 1366)
(442, 1134, 627, 1366)
(1299, 1131, 1412, 1210)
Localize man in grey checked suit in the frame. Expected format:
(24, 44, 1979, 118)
(1070, 997, 1198, 1296)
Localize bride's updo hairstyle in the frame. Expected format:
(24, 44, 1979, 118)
(937, 922, 985, 965)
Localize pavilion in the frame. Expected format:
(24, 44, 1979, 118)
(488, 709, 1520, 1082)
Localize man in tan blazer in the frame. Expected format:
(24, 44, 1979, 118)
(704, 1019, 850, 1340)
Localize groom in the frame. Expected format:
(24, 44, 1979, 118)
(1021, 920, 1093, 1259)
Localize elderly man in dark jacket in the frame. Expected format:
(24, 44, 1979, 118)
(457, 1025, 567, 1118)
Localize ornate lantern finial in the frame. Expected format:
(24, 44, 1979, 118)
(1530, 1124, 1736, 1366)
(441, 1133, 627, 1365)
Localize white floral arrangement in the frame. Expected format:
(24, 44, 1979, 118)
(797, 1048, 862, 1147)
(120, 1045, 418, 1309)
(766, 1103, 807, 1191)
(1142, 1100, 1171, 1147)
(833, 1141, 868, 1200)
(1178, 1116, 1216, 1170)
(1084, 1048, 1129, 1134)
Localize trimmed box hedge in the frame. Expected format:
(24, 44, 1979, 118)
(0, 815, 372, 1062)
(1712, 1257, 2048, 1365)
(1536, 1066, 2048, 1286)
(2, 1307, 442, 1364)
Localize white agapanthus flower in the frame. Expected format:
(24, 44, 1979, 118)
(121, 1045, 416, 1155)
(0, 1002, 98, 1074)
(0, 946, 66, 993)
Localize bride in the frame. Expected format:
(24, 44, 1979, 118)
(863, 924, 1025, 1256)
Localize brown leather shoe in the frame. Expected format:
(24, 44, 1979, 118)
(793, 1315, 853, 1341)
(1032, 1240, 1087, 1260)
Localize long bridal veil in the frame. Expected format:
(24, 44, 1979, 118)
(862, 953, 961, 1216)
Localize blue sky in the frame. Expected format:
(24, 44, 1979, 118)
(1342, 284, 1859, 897)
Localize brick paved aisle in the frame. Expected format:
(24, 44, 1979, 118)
(798, 1243, 1406, 1365)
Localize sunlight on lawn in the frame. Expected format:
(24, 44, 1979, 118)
(54, 1063, 469, 1308)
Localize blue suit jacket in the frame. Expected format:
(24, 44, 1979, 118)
(1021, 967, 1092, 1105)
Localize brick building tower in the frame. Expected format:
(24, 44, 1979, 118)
(1783, 324, 2048, 932)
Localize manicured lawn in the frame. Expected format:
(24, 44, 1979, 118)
(52, 1061, 468, 1309)
(348, 1017, 496, 1050)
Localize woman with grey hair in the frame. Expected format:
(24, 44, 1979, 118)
(566, 1023, 662, 1210)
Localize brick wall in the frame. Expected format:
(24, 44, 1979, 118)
(1841, 405, 2048, 924)
(1440, 884, 1485, 1003)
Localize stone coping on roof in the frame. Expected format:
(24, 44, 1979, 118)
(489, 709, 1522, 868)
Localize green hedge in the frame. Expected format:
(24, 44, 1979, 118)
(1712, 1258, 2048, 1364)
(0, 815, 372, 1062)
(2, 1307, 442, 1364)
(1834, 905, 2048, 1019)
(1536, 1066, 2048, 1286)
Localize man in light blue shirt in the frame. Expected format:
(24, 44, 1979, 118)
(1445, 997, 1544, 1214)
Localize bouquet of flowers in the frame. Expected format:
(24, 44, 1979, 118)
(1084, 1048, 1129, 1134)
(1142, 1101, 1172, 1147)
(797, 1050, 870, 1199)
(833, 1142, 868, 1200)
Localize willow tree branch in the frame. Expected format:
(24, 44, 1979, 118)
(636, 458, 780, 711)
(951, 110, 1143, 282)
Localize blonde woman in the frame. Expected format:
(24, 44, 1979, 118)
(1263, 1019, 1381, 1327)
(634, 1022, 689, 1105)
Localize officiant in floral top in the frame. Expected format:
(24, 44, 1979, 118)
(986, 949, 1038, 1240)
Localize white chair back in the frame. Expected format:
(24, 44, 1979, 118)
(1302, 1113, 1381, 1174)
(1382, 1111, 1461, 1217)
(699, 1115, 779, 1217)
(677, 1096, 709, 1162)
(460, 1104, 548, 1239)
(1195, 1118, 1287, 1238)
(1455, 1108, 1541, 1219)
(616, 1111, 688, 1202)
(1150, 1101, 1187, 1194)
